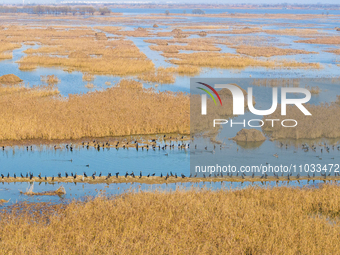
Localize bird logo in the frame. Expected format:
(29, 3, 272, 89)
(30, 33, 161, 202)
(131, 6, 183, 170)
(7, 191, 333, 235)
(196, 82, 222, 106)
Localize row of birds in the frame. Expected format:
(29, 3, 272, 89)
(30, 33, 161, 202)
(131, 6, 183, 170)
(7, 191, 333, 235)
(284, 142, 340, 153)
(1, 171, 339, 181)
(0, 171, 186, 181)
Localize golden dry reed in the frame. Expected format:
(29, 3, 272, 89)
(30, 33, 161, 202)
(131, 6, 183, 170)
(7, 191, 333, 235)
(232, 45, 317, 57)
(0, 26, 154, 75)
(0, 79, 189, 141)
(165, 52, 321, 69)
(0, 42, 21, 60)
(0, 184, 340, 254)
(137, 66, 201, 84)
(40, 74, 59, 85)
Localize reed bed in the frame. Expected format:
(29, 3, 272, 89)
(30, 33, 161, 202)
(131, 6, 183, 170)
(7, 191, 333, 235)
(137, 67, 176, 84)
(327, 49, 340, 55)
(0, 74, 23, 84)
(137, 66, 201, 84)
(167, 52, 276, 69)
(220, 35, 281, 46)
(232, 45, 317, 57)
(0, 52, 13, 60)
(0, 26, 154, 75)
(0, 79, 189, 141)
(252, 78, 301, 87)
(264, 28, 321, 36)
(85, 83, 94, 88)
(306, 85, 321, 94)
(296, 36, 340, 45)
(149, 43, 221, 53)
(98, 26, 152, 37)
(0, 42, 21, 59)
(40, 75, 59, 85)
(82, 73, 95, 81)
(1, 184, 340, 254)
(262, 103, 340, 139)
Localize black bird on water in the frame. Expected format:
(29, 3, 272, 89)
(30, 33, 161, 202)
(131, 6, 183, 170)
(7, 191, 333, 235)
(147, 174, 150, 177)
(131, 172, 135, 178)
(58, 173, 61, 178)
(125, 172, 128, 178)
(21, 173, 24, 178)
(45, 176, 47, 180)
(65, 172, 68, 178)
(74, 173, 77, 179)
(1, 174, 3, 179)
(139, 171, 142, 178)
(152, 173, 155, 176)
(115, 172, 119, 178)
(99, 172, 102, 177)
(52, 176, 54, 181)
(7, 173, 9, 178)
(160, 173, 163, 178)
(181, 174, 185, 178)
(84, 172, 88, 178)
(14, 173, 16, 179)
(38, 173, 41, 179)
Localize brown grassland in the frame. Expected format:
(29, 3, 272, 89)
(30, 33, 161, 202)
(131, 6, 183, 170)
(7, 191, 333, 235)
(0, 184, 340, 254)
(0, 79, 189, 141)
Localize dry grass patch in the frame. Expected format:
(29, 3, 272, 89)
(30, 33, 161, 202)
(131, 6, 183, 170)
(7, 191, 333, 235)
(0, 42, 21, 59)
(82, 73, 95, 81)
(0, 26, 154, 75)
(40, 75, 59, 85)
(296, 36, 340, 45)
(0, 79, 189, 141)
(137, 67, 175, 84)
(1, 185, 340, 254)
(0, 52, 13, 60)
(280, 60, 321, 69)
(306, 85, 321, 94)
(0, 74, 23, 84)
(149, 43, 221, 53)
(232, 45, 317, 57)
(326, 48, 340, 54)
(252, 78, 301, 87)
(264, 28, 321, 36)
(85, 83, 94, 88)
